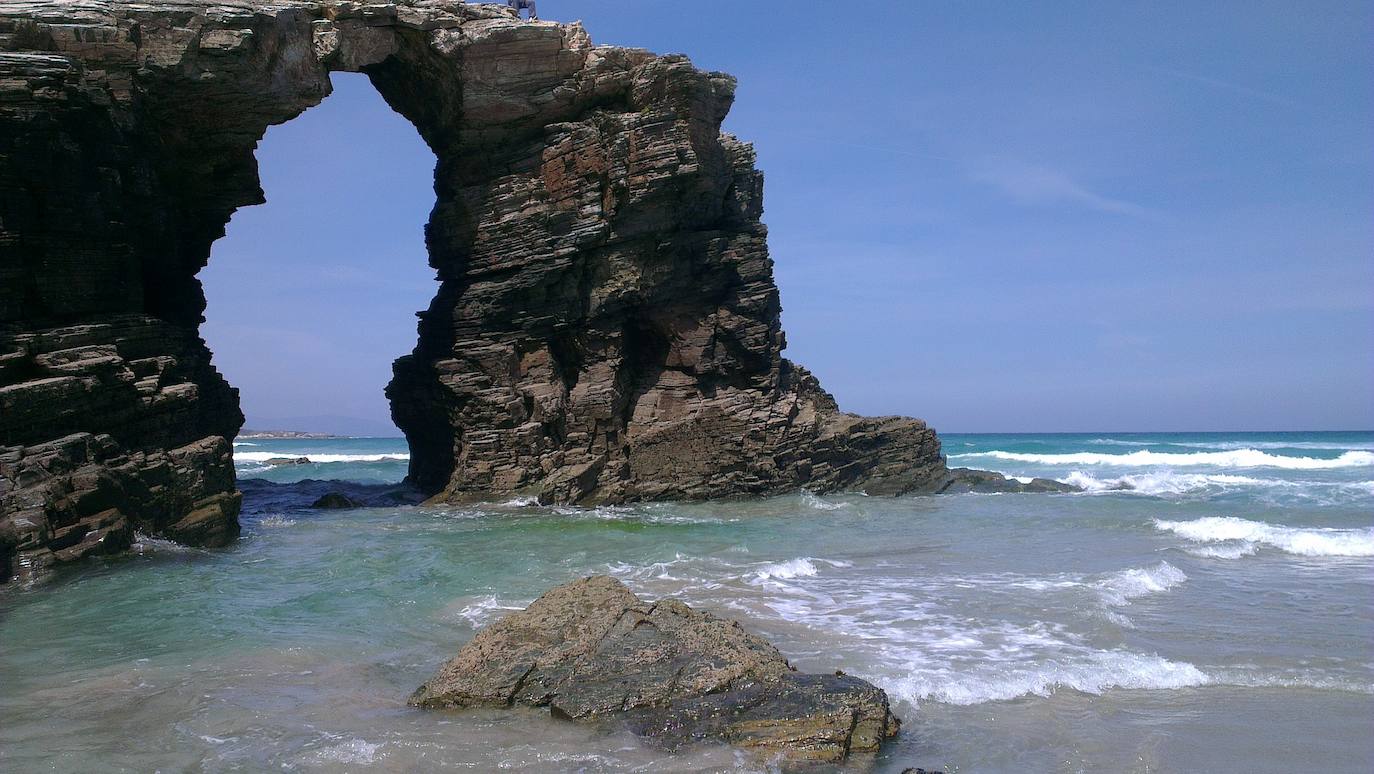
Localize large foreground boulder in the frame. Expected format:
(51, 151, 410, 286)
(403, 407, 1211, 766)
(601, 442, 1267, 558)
(411, 576, 900, 766)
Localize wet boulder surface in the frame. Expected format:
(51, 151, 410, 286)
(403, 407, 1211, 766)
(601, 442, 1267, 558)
(411, 575, 901, 767)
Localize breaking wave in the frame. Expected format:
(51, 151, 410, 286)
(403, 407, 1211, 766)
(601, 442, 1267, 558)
(752, 557, 853, 582)
(1059, 470, 1270, 495)
(1154, 517, 1374, 557)
(1183, 542, 1260, 559)
(441, 594, 530, 628)
(1172, 440, 1374, 452)
(952, 449, 1374, 469)
(890, 650, 1210, 706)
(800, 491, 847, 511)
(1092, 562, 1188, 607)
(233, 451, 410, 463)
(132, 532, 205, 555)
(608, 552, 1207, 707)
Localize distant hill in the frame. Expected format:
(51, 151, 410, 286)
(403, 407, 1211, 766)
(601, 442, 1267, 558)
(239, 429, 342, 439)
(243, 414, 403, 438)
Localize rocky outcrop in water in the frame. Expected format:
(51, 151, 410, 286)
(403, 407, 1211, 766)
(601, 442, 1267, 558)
(310, 491, 359, 509)
(412, 575, 900, 766)
(0, 1, 949, 582)
(936, 468, 1079, 494)
(0, 432, 239, 579)
(0, 318, 242, 580)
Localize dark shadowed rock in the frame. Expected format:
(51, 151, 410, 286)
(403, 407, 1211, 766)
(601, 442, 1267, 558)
(310, 492, 359, 509)
(237, 478, 425, 514)
(411, 575, 900, 766)
(0, 432, 239, 580)
(936, 468, 1079, 494)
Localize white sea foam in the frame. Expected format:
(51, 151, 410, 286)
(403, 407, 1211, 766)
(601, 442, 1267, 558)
(1172, 440, 1374, 452)
(231, 442, 259, 447)
(607, 550, 1207, 708)
(800, 490, 847, 511)
(1154, 516, 1374, 557)
(232, 451, 410, 463)
(889, 650, 1210, 706)
(607, 553, 736, 588)
(132, 532, 203, 554)
(1208, 668, 1374, 695)
(620, 543, 1357, 705)
(446, 594, 529, 628)
(952, 449, 1374, 469)
(257, 515, 297, 529)
(1060, 470, 1271, 495)
(1053, 471, 1371, 506)
(310, 738, 382, 765)
(553, 505, 733, 526)
(752, 557, 851, 582)
(1183, 542, 1259, 559)
(1092, 562, 1188, 606)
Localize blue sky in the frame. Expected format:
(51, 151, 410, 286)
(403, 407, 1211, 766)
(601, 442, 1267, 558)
(201, 0, 1373, 434)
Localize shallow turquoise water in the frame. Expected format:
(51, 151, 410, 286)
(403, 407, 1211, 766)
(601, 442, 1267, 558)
(1, 432, 1371, 771)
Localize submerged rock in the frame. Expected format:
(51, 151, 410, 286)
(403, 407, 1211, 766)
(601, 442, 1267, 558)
(412, 576, 900, 766)
(310, 492, 359, 509)
(265, 457, 312, 467)
(937, 468, 1079, 494)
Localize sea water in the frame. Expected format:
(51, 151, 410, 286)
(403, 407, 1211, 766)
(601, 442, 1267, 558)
(1, 432, 1371, 772)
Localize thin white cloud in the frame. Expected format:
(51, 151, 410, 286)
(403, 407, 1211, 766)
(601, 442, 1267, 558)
(970, 159, 1156, 218)
(828, 141, 959, 164)
(1146, 65, 1298, 108)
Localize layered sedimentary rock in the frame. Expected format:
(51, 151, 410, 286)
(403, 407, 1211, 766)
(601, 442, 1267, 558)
(0, 1, 948, 582)
(0, 316, 241, 579)
(412, 576, 900, 766)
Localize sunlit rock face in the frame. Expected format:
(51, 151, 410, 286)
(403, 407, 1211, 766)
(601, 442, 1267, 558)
(0, 1, 946, 581)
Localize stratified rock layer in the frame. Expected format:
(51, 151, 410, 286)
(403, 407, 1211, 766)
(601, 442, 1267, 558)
(0, 1, 948, 581)
(412, 576, 900, 766)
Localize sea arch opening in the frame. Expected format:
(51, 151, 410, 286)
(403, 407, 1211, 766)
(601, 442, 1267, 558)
(201, 71, 437, 485)
(200, 74, 428, 442)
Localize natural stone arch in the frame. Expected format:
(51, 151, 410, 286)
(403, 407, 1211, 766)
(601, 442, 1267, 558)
(0, 1, 945, 583)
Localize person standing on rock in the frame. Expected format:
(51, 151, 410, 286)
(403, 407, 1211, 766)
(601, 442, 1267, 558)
(507, 0, 537, 20)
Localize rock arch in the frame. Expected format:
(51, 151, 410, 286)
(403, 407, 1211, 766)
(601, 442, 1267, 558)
(0, 1, 945, 582)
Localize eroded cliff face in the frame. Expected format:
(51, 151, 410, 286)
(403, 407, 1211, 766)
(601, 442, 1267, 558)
(0, 1, 946, 582)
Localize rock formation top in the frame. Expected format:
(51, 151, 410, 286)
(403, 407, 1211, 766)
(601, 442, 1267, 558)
(412, 575, 901, 766)
(0, 1, 950, 582)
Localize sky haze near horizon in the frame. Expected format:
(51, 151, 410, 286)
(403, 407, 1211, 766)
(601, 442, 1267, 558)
(200, 0, 1374, 435)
